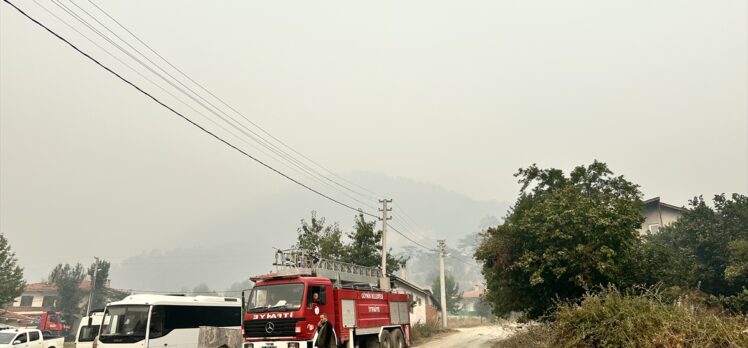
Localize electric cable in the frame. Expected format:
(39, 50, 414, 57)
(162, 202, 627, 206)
(2, 0, 380, 219)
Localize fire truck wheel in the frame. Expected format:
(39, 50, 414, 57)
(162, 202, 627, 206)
(391, 329, 405, 348)
(379, 330, 392, 348)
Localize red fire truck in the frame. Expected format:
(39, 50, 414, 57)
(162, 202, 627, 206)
(19, 311, 69, 335)
(242, 250, 411, 348)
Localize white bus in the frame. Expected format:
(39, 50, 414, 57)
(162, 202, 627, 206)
(96, 295, 241, 348)
(76, 311, 104, 348)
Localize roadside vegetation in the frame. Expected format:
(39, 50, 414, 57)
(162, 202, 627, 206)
(497, 287, 748, 347)
(477, 161, 748, 346)
(411, 320, 451, 344)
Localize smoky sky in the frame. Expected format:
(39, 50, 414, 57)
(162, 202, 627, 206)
(1, 0, 746, 286)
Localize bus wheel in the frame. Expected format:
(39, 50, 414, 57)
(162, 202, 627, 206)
(391, 329, 405, 348)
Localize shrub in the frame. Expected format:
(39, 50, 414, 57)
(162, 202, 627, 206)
(552, 287, 748, 347)
(411, 320, 448, 344)
(496, 287, 748, 348)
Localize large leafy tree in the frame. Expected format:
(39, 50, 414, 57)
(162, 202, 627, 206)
(49, 263, 86, 323)
(476, 161, 643, 318)
(0, 234, 25, 307)
(296, 212, 406, 274)
(86, 260, 110, 311)
(639, 194, 748, 295)
(85, 259, 127, 311)
(296, 211, 345, 260)
(431, 272, 463, 314)
(343, 213, 406, 274)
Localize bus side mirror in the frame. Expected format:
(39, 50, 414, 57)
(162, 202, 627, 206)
(87, 318, 93, 326)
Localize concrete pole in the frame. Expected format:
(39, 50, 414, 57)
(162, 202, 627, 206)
(438, 240, 448, 328)
(86, 257, 99, 317)
(379, 199, 392, 290)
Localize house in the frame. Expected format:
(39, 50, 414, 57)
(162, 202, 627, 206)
(391, 275, 440, 325)
(460, 285, 485, 314)
(9, 280, 92, 315)
(639, 197, 686, 235)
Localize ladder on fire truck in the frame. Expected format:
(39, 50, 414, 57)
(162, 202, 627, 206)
(272, 249, 383, 287)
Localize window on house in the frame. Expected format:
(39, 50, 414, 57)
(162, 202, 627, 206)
(19, 296, 33, 307)
(42, 296, 57, 308)
(648, 224, 660, 234)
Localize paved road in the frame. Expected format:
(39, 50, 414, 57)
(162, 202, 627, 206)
(413, 325, 515, 348)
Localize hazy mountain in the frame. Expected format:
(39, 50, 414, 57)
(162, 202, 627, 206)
(108, 172, 509, 292)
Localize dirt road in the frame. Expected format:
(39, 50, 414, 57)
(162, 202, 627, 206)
(412, 325, 515, 348)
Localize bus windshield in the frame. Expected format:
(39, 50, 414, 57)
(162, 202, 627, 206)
(99, 305, 149, 343)
(247, 283, 304, 312)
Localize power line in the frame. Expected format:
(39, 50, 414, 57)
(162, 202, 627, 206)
(2, 0, 380, 219)
(389, 224, 434, 251)
(48, 0, 378, 212)
(31, 0, 334, 193)
(389, 219, 436, 248)
(81, 0, 380, 207)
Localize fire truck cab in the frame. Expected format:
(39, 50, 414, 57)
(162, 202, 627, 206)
(243, 250, 411, 348)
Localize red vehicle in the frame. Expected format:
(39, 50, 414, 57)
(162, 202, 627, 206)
(242, 250, 411, 348)
(19, 311, 69, 335)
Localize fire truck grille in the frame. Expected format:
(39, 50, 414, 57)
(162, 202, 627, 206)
(244, 318, 300, 338)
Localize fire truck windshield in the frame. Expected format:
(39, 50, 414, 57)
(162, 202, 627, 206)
(247, 283, 303, 312)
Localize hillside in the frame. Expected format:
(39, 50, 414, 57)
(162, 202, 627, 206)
(109, 172, 508, 292)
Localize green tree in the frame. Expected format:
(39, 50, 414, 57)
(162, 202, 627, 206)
(0, 234, 25, 307)
(475, 161, 643, 318)
(296, 211, 345, 259)
(343, 213, 406, 274)
(641, 194, 748, 295)
(726, 240, 748, 285)
(87, 260, 110, 311)
(84, 259, 127, 312)
(431, 273, 462, 314)
(49, 263, 86, 323)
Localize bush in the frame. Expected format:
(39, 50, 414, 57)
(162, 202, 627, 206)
(557, 287, 748, 347)
(411, 320, 448, 344)
(496, 287, 748, 348)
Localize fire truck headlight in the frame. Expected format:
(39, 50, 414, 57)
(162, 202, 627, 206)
(295, 326, 301, 333)
(288, 343, 300, 348)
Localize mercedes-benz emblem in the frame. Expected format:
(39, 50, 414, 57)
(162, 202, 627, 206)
(265, 322, 275, 334)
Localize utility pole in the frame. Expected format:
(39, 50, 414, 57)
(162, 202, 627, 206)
(379, 199, 392, 290)
(438, 240, 448, 328)
(86, 257, 99, 317)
